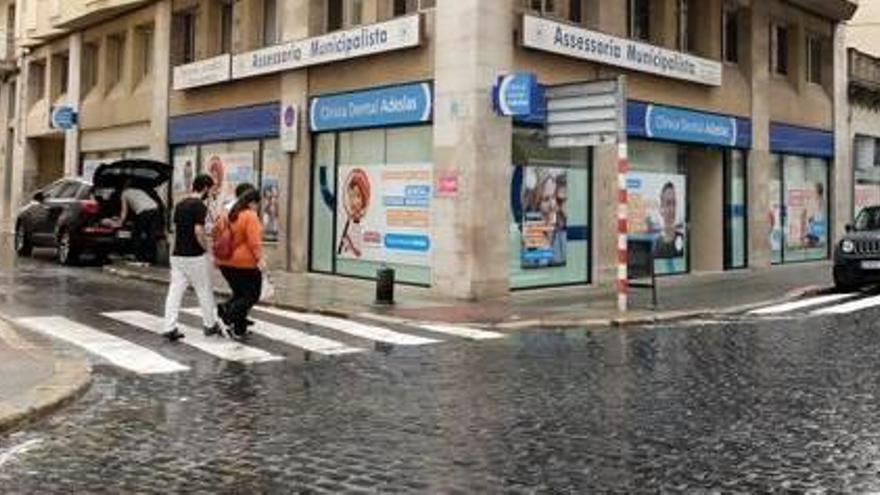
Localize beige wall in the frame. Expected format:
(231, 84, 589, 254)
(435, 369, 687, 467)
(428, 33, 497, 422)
(688, 147, 724, 272)
(847, 0, 880, 58)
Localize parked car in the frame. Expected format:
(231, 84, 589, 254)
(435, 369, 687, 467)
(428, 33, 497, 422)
(834, 206, 880, 290)
(14, 159, 171, 265)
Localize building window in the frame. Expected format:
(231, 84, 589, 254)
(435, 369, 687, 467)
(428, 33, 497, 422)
(106, 32, 126, 89)
(262, 0, 279, 46)
(28, 59, 45, 107)
(771, 23, 789, 76)
(81, 42, 98, 96)
(328, 0, 363, 31)
(723, 2, 740, 64)
(220, 0, 234, 54)
(854, 135, 880, 216)
(51, 52, 69, 99)
(628, 0, 650, 41)
(171, 10, 196, 65)
(525, 0, 556, 16)
(677, 0, 690, 52)
(6, 5, 15, 60)
(136, 24, 154, 81)
(807, 35, 823, 84)
(569, 0, 582, 23)
(393, 0, 435, 16)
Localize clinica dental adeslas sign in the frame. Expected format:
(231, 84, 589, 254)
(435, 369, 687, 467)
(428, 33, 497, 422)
(233, 15, 421, 80)
(309, 83, 432, 132)
(522, 15, 722, 87)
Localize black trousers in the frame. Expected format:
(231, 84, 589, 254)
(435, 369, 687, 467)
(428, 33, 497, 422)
(133, 209, 162, 263)
(219, 266, 262, 331)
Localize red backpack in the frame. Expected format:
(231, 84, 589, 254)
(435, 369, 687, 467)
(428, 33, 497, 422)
(212, 215, 235, 261)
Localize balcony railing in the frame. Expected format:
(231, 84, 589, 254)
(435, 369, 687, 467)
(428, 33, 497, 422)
(850, 48, 880, 109)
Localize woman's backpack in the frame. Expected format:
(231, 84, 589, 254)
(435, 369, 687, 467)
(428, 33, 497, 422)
(212, 216, 235, 261)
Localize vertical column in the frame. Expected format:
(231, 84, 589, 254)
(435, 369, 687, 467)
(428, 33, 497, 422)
(832, 22, 851, 240)
(282, 0, 312, 272)
(63, 32, 81, 177)
(747, 2, 772, 268)
(10, 57, 28, 219)
(150, 0, 171, 162)
(432, 0, 514, 299)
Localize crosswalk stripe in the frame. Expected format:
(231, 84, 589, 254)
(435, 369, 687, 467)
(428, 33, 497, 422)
(181, 308, 364, 356)
(417, 324, 505, 341)
(102, 311, 283, 364)
(812, 294, 880, 315)
(749, 293, 856, 315)
(254, 306, 440, 346)
(16, 316, 189, 375)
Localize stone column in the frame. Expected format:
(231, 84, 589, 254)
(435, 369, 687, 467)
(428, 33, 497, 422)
(281, 0, 312, 272)
(747, 2, 772, 268)
(63, 32, 81, 177)
(593, 145, 618, 285)
(432, 0, 514, 299)
(10, 57, 29, 219)
(150, 0, 171, 162)
(832, 22, 852, 240)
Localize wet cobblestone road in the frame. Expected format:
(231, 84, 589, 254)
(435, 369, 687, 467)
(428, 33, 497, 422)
(3, 260, 880, 492)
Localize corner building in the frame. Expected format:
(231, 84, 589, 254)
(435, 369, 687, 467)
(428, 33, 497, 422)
(8, 0, 859, 300)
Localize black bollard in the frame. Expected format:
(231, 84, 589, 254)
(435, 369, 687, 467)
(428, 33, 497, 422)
(375, 266, 395, 305)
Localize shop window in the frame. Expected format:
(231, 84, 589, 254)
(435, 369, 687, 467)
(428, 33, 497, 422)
(171, 10, 196, 65)
(628, 0, 650, 42)
(262, 0, 279, 46)
(723, 2, 740, 64)
(81, 42, 98, 97)
(51, 51, 68, 100)
(771, 154, 829, 264)
(105, 32, 126, 89)
(854, 135, 880, 216)
(135, 24, 154, 82)
(393, 0, 435, 16)
(724, 150, 747, 269)
(219, 0, 234, 54)
(771, 23, 789, 76)
(27, 58, 45, 107)
(806, 34, 823, 85)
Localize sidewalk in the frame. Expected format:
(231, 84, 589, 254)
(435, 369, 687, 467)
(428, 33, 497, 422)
(0, 319, 91, 433)
(104, 260, 833, 329)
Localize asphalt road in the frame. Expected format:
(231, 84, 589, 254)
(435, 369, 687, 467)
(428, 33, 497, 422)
(2, 255, 880, 492)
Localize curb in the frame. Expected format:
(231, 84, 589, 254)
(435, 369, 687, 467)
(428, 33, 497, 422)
(0, 318, 92, 434)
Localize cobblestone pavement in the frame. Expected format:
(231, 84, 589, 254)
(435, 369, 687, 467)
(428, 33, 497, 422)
(2, 258, 880, 492)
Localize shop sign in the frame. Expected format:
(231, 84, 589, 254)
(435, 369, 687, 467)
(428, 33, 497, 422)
(522, 15, 722, 87)
(172, 54, 232, 91)
(233, 15, 421, 80)
(309, 82, 432, 132)
(644, 104, 738, 147)
(493, 72, 542, 117)
(280, 104, 299, 152)
(50, 105, 77, 130)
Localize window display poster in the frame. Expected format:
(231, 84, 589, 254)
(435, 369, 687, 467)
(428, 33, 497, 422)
(336, 164, 432, 267)
(202, 152, 256, 206)
(261, 146, 284, 242)
(172, 152, 197, 204)
(627, 171, 687, 274)
(855, 183, 880, 216)
(768, 178, 783, 262)
(785, 179, 827, 252)
(521, 167, 568, 269)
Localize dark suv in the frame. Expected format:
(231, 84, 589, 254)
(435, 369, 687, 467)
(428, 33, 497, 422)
(14, 159, 171, 265)
(834, 206, 880, 290)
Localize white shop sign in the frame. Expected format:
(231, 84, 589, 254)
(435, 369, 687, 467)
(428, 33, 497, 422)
(172, 54, 232, 91)
(522, 15, 722, 87)
(232, 14, 421, 80)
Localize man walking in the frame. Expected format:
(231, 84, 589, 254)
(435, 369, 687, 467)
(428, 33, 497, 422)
(163, 174, 223, 342)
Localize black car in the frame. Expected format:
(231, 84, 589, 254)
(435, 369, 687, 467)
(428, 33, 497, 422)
(14, 159, 171, 265)
(834, 206, 880, 290)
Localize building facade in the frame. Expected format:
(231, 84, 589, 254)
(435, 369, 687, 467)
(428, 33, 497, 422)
(2, 0, 860, 300)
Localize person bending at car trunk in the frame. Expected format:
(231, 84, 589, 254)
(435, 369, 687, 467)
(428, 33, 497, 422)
(112, 178, 162, 263)
(163, 174, 223, 342)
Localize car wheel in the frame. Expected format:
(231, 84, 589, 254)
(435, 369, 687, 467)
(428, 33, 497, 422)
(14, 223, 32, 257)
(57, 230, 79, 266)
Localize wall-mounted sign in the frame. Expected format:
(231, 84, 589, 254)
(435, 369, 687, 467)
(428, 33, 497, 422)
(50, 105, 77, 130)
(280, 104, 299, 152)
(522, 15, 722, 87)
(172, 54, 232, 91)
(645, 105, 738, 147)
(493, 72, 542, 117)
(545, 78, 625, 150)
(233, 15, 421, 80)
(309, 82, 432, 132)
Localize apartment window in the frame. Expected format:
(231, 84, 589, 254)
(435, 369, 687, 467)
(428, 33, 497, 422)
(677, 0, 689, 51)
(723, 2, 740, 64)
(6, 5, 15, 60)
(171, 10, 196, 65)
(106, 32, 126, 88)
(628, 0, 650, 41)
(262, 0, 279, 46)
(771, 23, 789, 76)
(569, 0, 582, 23)
(51, 52, 69, 98)
(327, 0, 362, 31)
(393, 0, 435, 16)
(807, 35, 823, 84)
(8, 77, 15, 120)
(136, 24, 154, 81)
(81, 42, 98, 96)
(28, 59, 45, 107)
(220, 0, 234, 54)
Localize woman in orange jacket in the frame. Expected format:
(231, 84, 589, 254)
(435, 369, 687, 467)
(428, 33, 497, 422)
(216, 189, 265, 339)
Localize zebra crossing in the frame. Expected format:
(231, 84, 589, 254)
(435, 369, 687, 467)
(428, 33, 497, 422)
(746, 291, 880, 318)
(14, 306, 505, 376)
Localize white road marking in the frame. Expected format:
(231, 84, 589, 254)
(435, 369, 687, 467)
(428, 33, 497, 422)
(254, 306, 440, 346)
(749, 294, 856, 315)
(0, 439, 43, 468)
(181, 308, 364, 356)
(15, 316, 188, 375)
(417, 324, 505, 341)
(812, 294, 880, 315)
(102, 311, 282, 364)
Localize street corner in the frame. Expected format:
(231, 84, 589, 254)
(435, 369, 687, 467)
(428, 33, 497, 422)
(0, 318, 92, 434)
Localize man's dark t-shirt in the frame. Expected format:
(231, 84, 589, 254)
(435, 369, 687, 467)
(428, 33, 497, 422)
(173, 198, 208, 257)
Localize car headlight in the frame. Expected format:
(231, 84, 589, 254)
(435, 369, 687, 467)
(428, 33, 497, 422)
(841, 240, 855, 254)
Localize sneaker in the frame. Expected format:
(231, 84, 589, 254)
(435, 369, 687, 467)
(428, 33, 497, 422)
(203, 323, 224, 337)
(163, 329, 185, 342)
